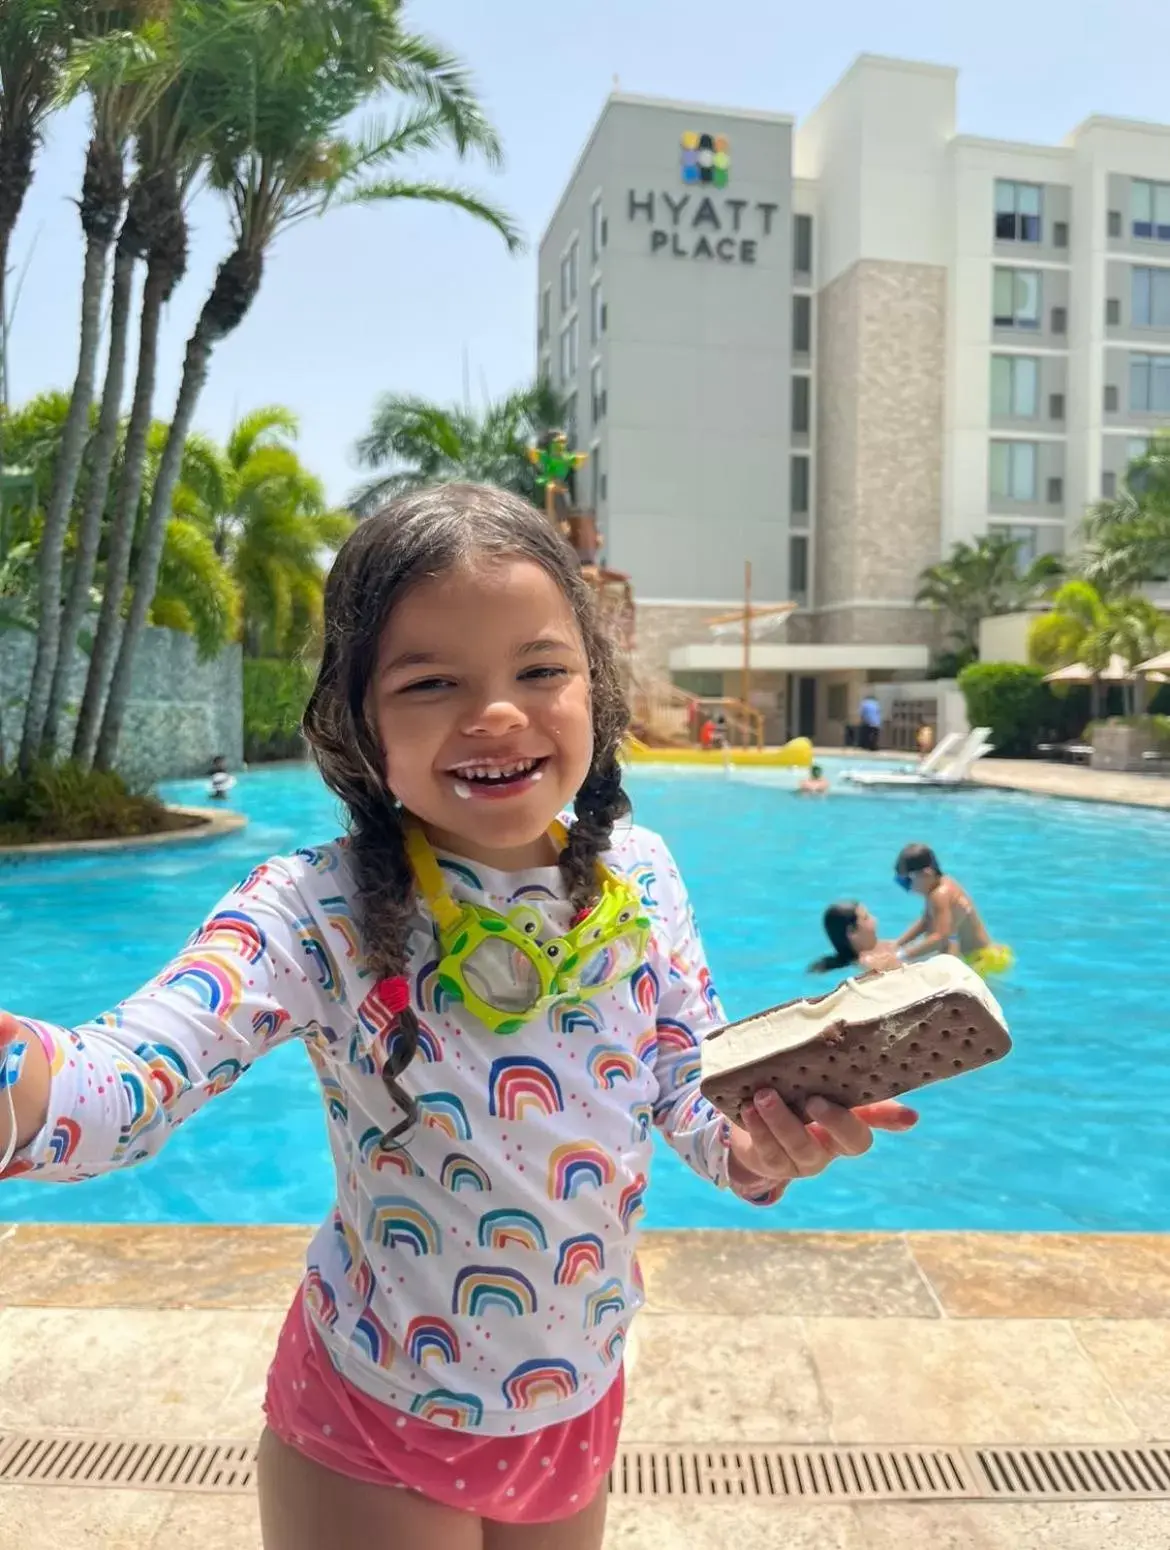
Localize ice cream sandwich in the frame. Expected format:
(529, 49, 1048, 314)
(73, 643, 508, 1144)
(699, 957, 1011, 1125)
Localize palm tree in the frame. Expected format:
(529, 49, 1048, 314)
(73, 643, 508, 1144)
(1028, 579, 1170, 716)
(915, 532, 1063, 668)
(0, 385, 237, 660)
(1080, 434, 1170, 593)
(351, 377, 566, 516)
(175, 406, 351, 658)
(92, 0, 521, 770)
(72, 0, 268, 768)
(148, 515, 238, 659)
(19, 7, 176, 771)
(0, 0, 70, 411)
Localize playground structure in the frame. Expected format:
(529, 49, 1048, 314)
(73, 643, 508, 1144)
(530, 430, 800, 760)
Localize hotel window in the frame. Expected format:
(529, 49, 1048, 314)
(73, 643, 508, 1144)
(538, 284, 550, 346)
(590, 361, 604, 424)
(791, 375, 810, 434)
(989, 522, 1062, 569)
(1131, 180, 1170, 241)
(1132, 267, 1170, 327)
(792, 294, 811, 354)
(789, 534, 809, 600)
(1130, 353, 1170, 413)
(590, 280, 603, 344)
(560, 237, 579, 308)
(989, 440, 1038, 502)
(590, 198, 603, 263)
(993, 267, 1040, 329)
(793, 214, 813, 275)
(1128, 438, 1151, 493)
(564, 390, 579, 447)
(559, 318, 578, 383)
(1102, 470, 1116, 499)
(590, 446, 602, 509)
(990, 355, 1038, 418)
(995, 180, 1042, 243)
(790, 455, 810, 515)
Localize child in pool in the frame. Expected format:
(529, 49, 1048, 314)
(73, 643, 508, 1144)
(809, 901, 900, 974)
(797, 763, 830, 795)
(892, 843, 1013, 977)
(0, 485, 918, 1550)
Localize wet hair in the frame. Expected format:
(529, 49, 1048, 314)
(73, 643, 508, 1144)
(896, 843, 942, 878)
(808, 901, 861, 974)
(302, 482, 630, 1142)
(810, 764, 823, 778)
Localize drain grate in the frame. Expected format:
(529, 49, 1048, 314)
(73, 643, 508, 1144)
(1, 1434, 1168, 1504)
(610, 1447, 974, 1501)
(0, 1434, 257, 1493)
(975, 1446, 1170, 1502)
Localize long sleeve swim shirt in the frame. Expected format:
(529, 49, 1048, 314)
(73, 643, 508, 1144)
(7, 823, 778, 1434)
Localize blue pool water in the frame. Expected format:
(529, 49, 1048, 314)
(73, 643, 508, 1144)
(2, 761, 1168, 1231)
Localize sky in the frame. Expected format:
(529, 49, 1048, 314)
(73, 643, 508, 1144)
(8, 0, 1170, 504)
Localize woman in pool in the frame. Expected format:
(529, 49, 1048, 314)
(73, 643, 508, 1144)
(809, 901, 901, 975)
(0, 485, 917, 1550)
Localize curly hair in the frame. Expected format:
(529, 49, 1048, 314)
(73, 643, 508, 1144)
(301, 483, 631, 1142)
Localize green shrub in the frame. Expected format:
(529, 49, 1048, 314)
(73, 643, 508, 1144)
(243, 657, 316, 763)
(958, 662, 1052, 757)
(0, 762, 179, 845)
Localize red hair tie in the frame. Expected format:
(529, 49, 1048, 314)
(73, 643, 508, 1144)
(371, 976, 410, 1016)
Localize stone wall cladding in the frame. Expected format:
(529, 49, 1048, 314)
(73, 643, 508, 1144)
(815, 258, 947, 642)
(633, 603, 732, 677)
(0, 627, 242, 785)
(813, 606, 937, 647)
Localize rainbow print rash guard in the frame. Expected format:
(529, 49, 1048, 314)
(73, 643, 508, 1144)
(6, 824, 779, 1434)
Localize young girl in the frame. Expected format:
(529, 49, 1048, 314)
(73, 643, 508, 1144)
(0, 485, 916, 1549)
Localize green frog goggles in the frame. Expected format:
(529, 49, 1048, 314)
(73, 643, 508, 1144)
(404, 822, 651, 1035)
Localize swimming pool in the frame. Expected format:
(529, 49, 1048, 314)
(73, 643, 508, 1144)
(2, 761, 1167, 1231)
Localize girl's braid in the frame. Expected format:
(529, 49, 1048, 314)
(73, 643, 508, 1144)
(558, 750, 629, 915)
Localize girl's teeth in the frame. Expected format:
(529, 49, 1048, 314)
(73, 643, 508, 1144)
(453, 780, 471, 800)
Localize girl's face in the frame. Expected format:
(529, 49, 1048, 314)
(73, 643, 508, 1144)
(372, 557, 595, 869)
(848, 904, 878, 953)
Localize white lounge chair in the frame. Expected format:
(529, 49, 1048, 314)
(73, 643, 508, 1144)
(914, 730, 962, 776)
(843, 727, 993, 789)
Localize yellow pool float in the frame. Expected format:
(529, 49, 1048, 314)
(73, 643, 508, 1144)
(623, 736, 814, 769)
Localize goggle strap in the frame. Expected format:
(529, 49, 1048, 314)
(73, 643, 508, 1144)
(403, 823, 464, 933)
(406, 817, 615, 929)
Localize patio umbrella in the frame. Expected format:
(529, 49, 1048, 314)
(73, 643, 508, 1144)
(1041, 654, 1155, 683)
(1136, 648, 1170, 675)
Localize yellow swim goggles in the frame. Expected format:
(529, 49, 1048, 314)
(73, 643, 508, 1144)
(404, 822, 651, 1035)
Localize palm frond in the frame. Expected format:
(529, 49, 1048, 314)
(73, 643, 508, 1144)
(153, 515, 238, 658)
(337, 178, 523, 252)
(227, 404, 299, 467)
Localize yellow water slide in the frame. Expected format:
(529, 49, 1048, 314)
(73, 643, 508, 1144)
(623, 736, 814, 769)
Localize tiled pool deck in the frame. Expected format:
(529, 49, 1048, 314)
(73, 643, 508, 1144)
(2, 1226, 1169, 1546)
(969, 758, 1170, 810)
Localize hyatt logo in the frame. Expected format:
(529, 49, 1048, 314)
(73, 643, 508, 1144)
(681, 131, 730, 187)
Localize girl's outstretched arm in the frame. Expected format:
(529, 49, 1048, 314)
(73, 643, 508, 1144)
(0, 857, 341, 1184)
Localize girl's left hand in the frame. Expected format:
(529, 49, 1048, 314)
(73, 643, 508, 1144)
(727, 1087, 918, 1192)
